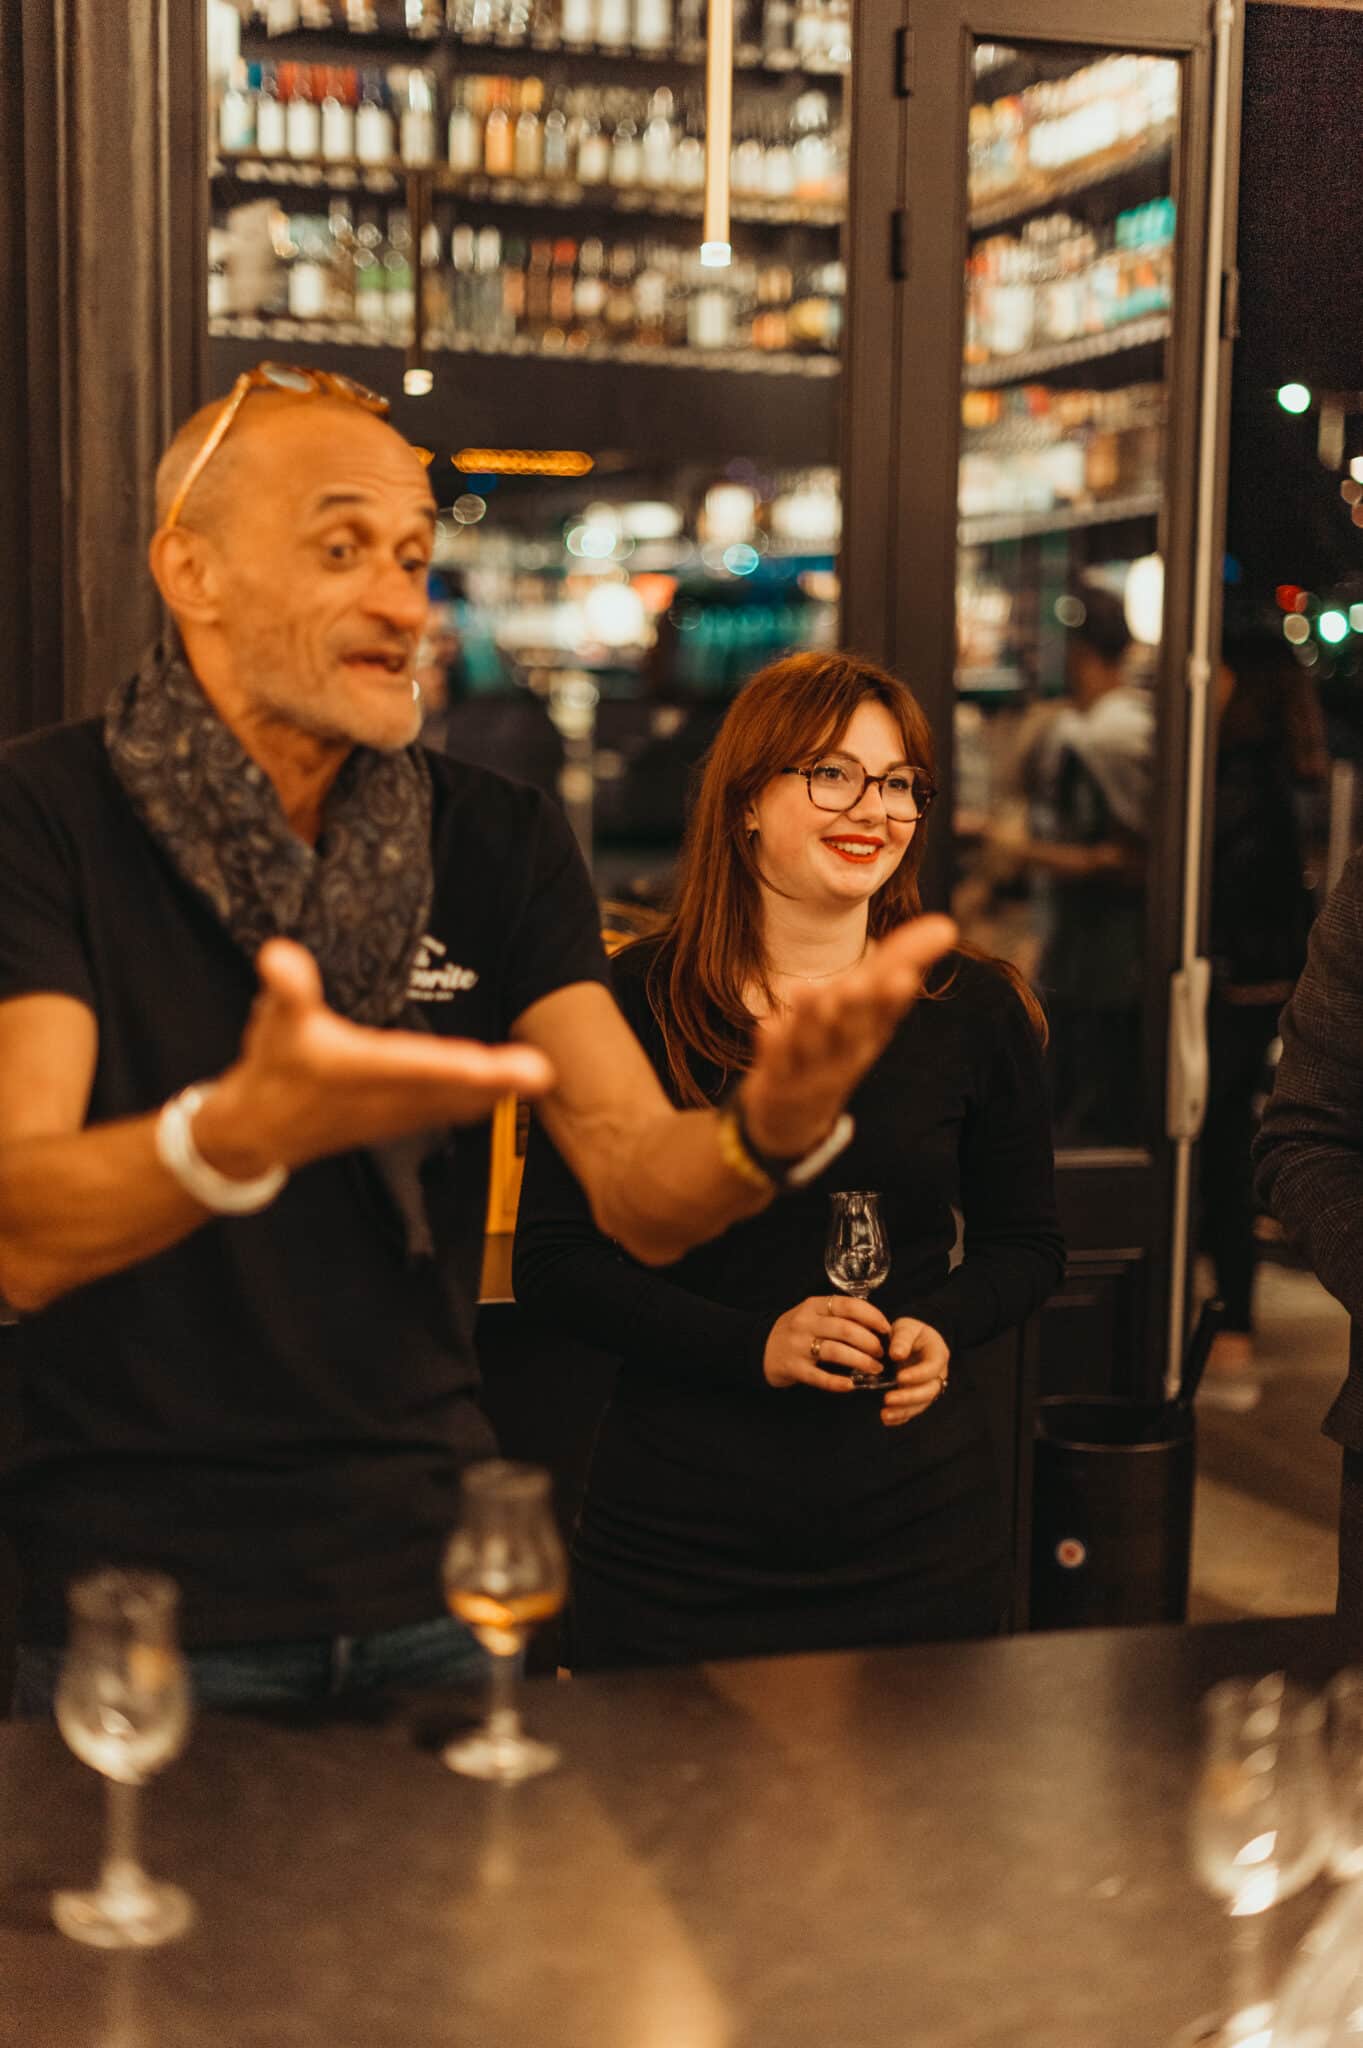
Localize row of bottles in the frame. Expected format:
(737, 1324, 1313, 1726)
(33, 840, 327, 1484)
(219, 62, 847, 205)
(234, 0, 850, 68)
(969, 53, 1179, 210)
(210, 203, 845, 355)
(958, 381, 1166, 519)
(965, 201, 1176, 363)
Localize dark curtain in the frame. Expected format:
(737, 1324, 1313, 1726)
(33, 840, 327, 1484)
(0, 0, 206, 743)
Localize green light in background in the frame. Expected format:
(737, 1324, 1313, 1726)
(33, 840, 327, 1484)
(1319, 610, 1350, 644)
(1277, 382, 1313, 414)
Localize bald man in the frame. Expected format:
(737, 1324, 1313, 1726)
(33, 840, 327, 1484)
(0, 368, 953, 1712)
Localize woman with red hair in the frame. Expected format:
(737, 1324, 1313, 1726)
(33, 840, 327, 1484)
(513, 651, 1064, 1670)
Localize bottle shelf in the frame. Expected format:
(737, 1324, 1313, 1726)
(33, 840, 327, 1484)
(956, 486, 1162, 547)
(968, 126, 1175, 236)
(239, 25, 848, 84)
(209, 313, 841, 377)
(962, 313, 1171, 390)
(211, 152, 844, 228)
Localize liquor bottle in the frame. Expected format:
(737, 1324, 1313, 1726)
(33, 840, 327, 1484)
(762, 0, 795, 68)
(483, 79, 515, 175)
(286, 216, 330, 321)
(219, 58, 256, 155)
(672, 105, 705, 192)
(576, 97, 610, 184)
(731, 123, 764, 199)
(355, 73, 396, 164)
(751, 262, 792, 350)
(354, 212, 387, 333)
(597, 0, 630, 50)
(421, 221, 449, 343)
(448, 79, 484, 173)
(688, 251, 735, 349)
(514, 77, 545, 177)
(529, 0, 559, 49)
(603, 242, 638, 343)
(609, 112, 642, 188)
(633, 243, 669, 346)
(792, 90, 834, 202)
(541, 92, 571, 179)
(676, 0, 704, 57)
(734, 0, 763, 67)
(207, 222, 232, 319)
(401, 69, 439, 165)
(286, 68, 322, 161)
(449, 222, 478, 340)
(321, 69, 357, 162)
(640, 88, 675, 187)
(633, 0, 672, 52)
(572, 236, 607, 344)
(255, 63, 287, 156)
(477, 225, 509, 344)
(523, 236, 554, 337)
(384, 209, 417, 342)
(547, 236, 578, 338)
(761, 110, 795, 199)
(560, 0, 594, 49)
(500, 233, 528, 337)
(326, 200, 359, 321)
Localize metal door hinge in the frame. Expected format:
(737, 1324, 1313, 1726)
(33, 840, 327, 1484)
(894, 25, 916, 95)
(891, 207, 910, 281)
(1220, 266, 1240, 341)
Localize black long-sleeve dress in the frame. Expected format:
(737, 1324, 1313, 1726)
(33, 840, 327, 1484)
(513, 941, 1065, 1669)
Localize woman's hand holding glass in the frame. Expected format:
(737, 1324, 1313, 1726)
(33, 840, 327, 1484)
(880, 1318, 952, 1428)
(762, 1294, 891, 1393)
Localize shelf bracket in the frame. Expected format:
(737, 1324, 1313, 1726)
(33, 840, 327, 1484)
(894, 25, 916, 97)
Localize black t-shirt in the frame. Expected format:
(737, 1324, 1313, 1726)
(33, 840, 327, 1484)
(0, 720, 607, 1645)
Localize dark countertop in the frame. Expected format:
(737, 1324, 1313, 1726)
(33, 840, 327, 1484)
(0, 1614, 1347, 2048)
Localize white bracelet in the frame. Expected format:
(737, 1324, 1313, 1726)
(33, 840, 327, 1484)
(154, 1083, 288, 1216)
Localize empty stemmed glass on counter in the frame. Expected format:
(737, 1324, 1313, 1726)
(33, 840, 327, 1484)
(824, 1190, 892, 1390)
(52, 1568, 194, 1949)
(1180, 1673, 1331, 2047)
(442, 1460, 568, 1783)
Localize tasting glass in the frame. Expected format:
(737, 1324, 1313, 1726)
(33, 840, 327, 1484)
(824, 1189, 892, 1389)
(1179, 1673, 1331, 2048)
(1323, 1667, 1363, 1879)
(442, 1461, 568, 1783)
(52, 1569, 194, 1949)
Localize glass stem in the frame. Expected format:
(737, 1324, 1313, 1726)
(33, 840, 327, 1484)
(486, 1641, 524, 1748)
(1225, 1907, 1272, 2035)
(101, 1780, 147, 1902)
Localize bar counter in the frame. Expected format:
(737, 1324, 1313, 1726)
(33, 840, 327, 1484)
(0, 1615, 1346, 2048)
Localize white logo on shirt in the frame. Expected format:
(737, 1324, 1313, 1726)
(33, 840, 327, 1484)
(409, 935, 479, 1004)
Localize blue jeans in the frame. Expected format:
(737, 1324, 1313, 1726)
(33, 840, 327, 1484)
(10, 1614, 488, 1718)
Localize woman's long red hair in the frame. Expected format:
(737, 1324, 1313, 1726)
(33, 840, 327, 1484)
(636, 649, 1045, 1105)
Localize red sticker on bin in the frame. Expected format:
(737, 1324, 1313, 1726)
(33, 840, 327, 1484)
(1056, 1538, 1087, 1570)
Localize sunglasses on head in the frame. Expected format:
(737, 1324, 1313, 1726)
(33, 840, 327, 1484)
(160, 362, 434, 534)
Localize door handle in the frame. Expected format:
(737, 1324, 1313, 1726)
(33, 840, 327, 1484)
(1166, 958, 1211, 1142)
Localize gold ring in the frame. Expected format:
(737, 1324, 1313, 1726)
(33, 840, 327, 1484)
(827, 1299, 837, 1316)
(937, 1376, 948, 1393)
(811, 1338, 822, 1363)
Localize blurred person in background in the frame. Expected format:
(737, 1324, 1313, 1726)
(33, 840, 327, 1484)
(514, 651, 1065, 1673)
(1198, 618, 1325, 1409)
(993, 577, 1153, 1146)
(415, 597, 564, 801)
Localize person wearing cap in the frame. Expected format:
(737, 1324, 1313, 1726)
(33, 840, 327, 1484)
(0, 365, 954, 1712)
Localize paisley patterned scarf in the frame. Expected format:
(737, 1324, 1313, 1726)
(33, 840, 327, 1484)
(105, 639, 432, 1026)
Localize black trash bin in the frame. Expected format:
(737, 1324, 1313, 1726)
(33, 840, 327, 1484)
(1030, 1397, 1195, 1628)
(1028, 1302, 1221, 1631)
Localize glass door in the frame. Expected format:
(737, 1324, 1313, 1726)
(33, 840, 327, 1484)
(203, 0, 906, 904)
(891, 1, 1242, 1401)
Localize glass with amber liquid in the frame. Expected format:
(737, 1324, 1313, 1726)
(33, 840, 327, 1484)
(442, 1461, 567, 1782)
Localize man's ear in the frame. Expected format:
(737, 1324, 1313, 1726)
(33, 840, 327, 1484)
(148, 526, 223, 626)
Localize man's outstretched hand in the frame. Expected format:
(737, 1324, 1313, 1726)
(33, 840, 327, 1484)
(739, 915, 958, 1159)
(193, 939, 555, 1179)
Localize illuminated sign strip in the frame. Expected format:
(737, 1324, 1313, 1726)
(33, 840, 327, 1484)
(452, 449, 595, 477)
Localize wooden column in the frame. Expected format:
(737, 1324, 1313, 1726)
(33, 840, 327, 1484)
(0, 0, 206, 741)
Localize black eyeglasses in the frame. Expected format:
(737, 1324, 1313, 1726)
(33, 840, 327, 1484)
(783, 756, 937, 823)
